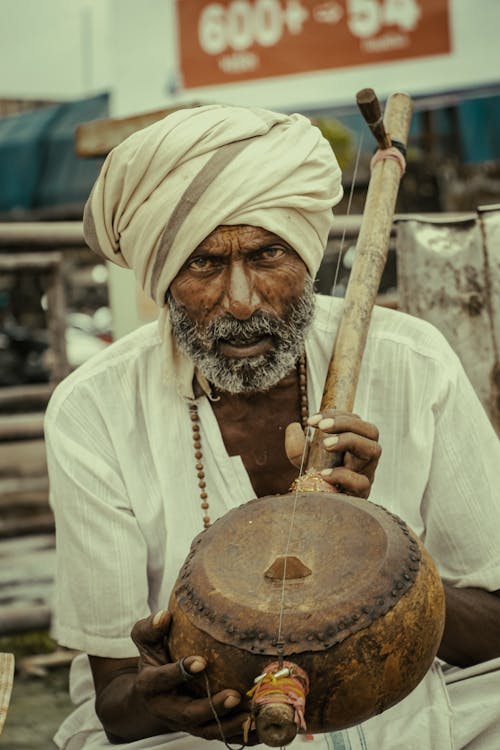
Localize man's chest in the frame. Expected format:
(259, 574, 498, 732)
(210, 380, 303, 497)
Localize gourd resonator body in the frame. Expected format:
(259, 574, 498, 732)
(168, 490, 445, 734)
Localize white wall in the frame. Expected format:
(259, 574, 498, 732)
(0, 0, 111, 99)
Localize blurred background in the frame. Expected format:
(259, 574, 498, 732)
(0, 1, 499, 747)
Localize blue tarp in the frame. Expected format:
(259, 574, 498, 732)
(458, 94, 500, 164)
(0, 93, 109, 213)
(0, 104, 60, 211)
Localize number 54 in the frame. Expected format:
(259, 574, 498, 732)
(347, 0, 421, 39)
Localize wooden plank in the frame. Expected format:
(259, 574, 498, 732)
(0, 222, 84, 248)
(0, 652, 14, 735)
(0, 580, 54, 605)
(0, 475, 49, 496)
(0, 513, 54, 539)
(0, 413, 45, 442)
(0, 440, 47, 477)
(0, 536, 55, 635)
(0, 605, 52, 635)
(0, 576, 53, 601)
(0, 491, 49, 510)
(45, 259, 70, 382)
(0, 534, 55, 556)
(0, 473, 49, 509)
(0, 251, 63, 270)
(0, 383, 55, 411)
(75, 103, 200, 157)
(17, 649, 78, 678)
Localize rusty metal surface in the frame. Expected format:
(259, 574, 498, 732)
(172, 492, 421, 656)
(396, 207, 500, 435)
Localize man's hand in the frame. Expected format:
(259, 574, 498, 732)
(90, 610, 254, 744)
(285, 410, 381, 499)
(131, 611, 249, 740)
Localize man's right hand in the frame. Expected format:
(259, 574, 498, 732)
(131, 610, 248, 739)
(89, 610, 252, 744)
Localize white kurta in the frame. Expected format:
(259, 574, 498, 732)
(45, 295, 500, 750)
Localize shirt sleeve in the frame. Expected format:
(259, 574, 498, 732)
(420, 341, 500, 591)
(45, 382, 150, 658)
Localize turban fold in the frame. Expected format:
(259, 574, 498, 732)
(83, 104, 343, 396)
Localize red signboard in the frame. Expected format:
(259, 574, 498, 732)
(175, 0, 451, 88)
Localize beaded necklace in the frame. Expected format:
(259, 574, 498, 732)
(189, 354, 308, 529)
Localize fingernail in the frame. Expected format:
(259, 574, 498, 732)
(152, 610, 166, 627)
(224, 695, 241, 709)
(189, 658, 205, 673)
(320, 469, 333, 477)
(324, 435, 339, 448)
(318, 417, 335, 430)
(307, 413, 322, 426)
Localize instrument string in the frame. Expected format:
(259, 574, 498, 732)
(330, 131, 364, 301)
(203, 672, 246, 750)
(273, 132, 366, 658)
(275, 426, 311, 658)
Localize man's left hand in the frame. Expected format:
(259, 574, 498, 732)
(285, 410, 381, 499)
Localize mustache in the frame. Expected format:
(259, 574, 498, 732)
(166, 278, 315, 392)
(204, 311, 285, 344)
(167, 275, 315, 359)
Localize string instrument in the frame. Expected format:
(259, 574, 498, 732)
(167, 90, 445, 747)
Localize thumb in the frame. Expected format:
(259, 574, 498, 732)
(131, 610, 172, 666)
(285, 422, 307, 468)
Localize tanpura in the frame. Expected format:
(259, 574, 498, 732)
(167, 90, 445, 747)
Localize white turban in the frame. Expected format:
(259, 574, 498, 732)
(83, 104, 343, 396)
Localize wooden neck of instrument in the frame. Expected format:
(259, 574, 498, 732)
(307, 92, 413, 472)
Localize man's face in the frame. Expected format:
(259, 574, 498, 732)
(168, 225, 315, 394)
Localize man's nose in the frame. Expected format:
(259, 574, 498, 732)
(222, 263, 260, 319)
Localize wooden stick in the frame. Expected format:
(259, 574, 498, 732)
(307, 92, 413, 471)
(356, 88, 392, 149)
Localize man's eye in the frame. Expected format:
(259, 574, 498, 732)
(188, 257, 213, 270)
(258, 246, 285, 260)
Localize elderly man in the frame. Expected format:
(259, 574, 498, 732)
(45, 105, 500, 750)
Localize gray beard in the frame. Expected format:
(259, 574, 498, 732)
(167, 276, 315, 394)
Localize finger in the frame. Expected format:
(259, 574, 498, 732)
(320, 467, 371, 498)
(131, 610, 171, 648)
(322, 432, 382, 463)
(142, 685, 244, 733)
(130, 610, 170, 666)
(138, 658, 207, 696)
(285, 422, 307, 467)
(193, 711, 251, 741)
(177, 689, 243, 730)
(308, 413, 379, 441)
(131, 611, 173, 667)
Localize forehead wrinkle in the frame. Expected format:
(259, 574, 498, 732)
(192, 226, 293, 259)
